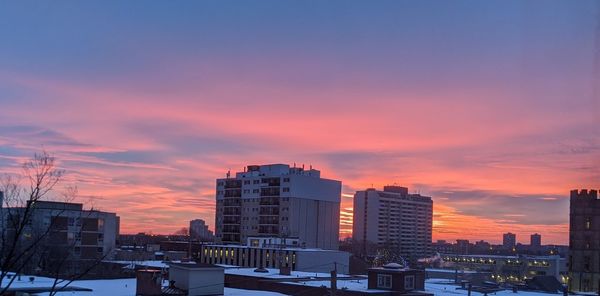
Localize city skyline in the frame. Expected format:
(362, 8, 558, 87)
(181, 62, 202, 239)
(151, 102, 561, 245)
(1, 1, 599, 245)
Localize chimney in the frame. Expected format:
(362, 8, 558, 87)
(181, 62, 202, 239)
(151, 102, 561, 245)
(135, 269, 162, 296)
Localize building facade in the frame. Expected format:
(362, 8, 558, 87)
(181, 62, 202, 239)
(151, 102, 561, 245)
(215, 164, 341, 250)
(1, 200, 119, 274)
(199, 238, 350, 274)
(352, 186, 433, 261)
(569, 189, 600, 292)
(503, 233, 516, 250)
(441, 254, 566, 284)
(189, 219, 214, 241)
(531, 233, 541, 249)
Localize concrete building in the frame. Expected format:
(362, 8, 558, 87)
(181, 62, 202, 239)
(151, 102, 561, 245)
(531, 233, 541, 249)
(569, 189, 600, 292)
(199, 236, 351, 274)
(441, 254, 566, 284)
(503, 233, 516, 250)
(1, 200, 119, 274)
(189, 219, 214, 241)
(352, 186, 433, 261)
(215, 164, 341, 250)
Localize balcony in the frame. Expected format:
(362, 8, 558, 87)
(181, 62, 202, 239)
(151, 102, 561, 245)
(260, 188, 280, 197)
(259, 225, 279, 235)
(223, 199, 241, 207)
(224, 180, 242, 189)
(259, 208, 279, 215)
(224, 189, 242, 198)
(222, 234, 240, 242)
(259, 197, 280, 206)
(223, 217, 241, 224)
(223, 225, 240, 233)
(259, 216, 279, 225)
(223, 208, 241, 215)
(261, 177, 281, 187)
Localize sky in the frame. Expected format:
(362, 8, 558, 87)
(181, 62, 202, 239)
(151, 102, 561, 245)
(0, 1, 599, 245)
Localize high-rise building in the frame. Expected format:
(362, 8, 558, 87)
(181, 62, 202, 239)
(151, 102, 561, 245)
(455, 239, 470, 255)
(189, 219, 214, 242)
(215, 164, 341, 250)
(503, 232, 516, 249)
(569, 189, 600, 292)
(530, 233, 541, 248)
(352, 186, 433, 260)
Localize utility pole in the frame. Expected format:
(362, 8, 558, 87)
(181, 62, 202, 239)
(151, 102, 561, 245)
(330, 262, 338, 296)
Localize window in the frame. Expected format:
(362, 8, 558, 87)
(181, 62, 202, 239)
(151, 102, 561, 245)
(253, 180, 260, 184)
(283, 178, 290, 182)
(244, 180, 250, 185)
(283, 188, 290, 192)
(586, 217, 592, 230)
(377, 274, 392, 289)
(253, 189, 259, 193)
(404, 275, 415, 290)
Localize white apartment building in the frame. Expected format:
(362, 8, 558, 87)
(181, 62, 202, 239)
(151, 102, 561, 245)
(352, 186, 433, 260)
(189, 219, 214, 241)
(215, 164, 341, 250)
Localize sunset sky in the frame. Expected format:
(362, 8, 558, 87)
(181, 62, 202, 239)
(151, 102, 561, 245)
(1, 1, 599, 245)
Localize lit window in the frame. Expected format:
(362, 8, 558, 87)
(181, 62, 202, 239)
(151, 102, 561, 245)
(586, 217, 592, 230)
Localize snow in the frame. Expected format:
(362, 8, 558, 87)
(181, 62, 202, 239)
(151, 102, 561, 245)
(425, 279, 562, 296)
(280, 278, 564, 295)
(224, 267, 344, 279)
(2, 273, 566, 295)
(2, 275, 286, 295)
(426, 268, 482, 274)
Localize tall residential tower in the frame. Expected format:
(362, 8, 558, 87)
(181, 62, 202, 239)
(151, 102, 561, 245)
(352, 186, 433, 261)
(569, 189, 600, 293)
(215, 164, 341, 250)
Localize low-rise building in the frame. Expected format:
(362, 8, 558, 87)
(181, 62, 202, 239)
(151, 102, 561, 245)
(1, 200, 119, 275)
(368, 263, 425, 293)
(440, 254, 566, 284)
(199, 236, 350, 274)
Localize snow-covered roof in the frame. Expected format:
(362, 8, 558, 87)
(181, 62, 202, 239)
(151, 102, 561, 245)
(1, 275, 286, 296)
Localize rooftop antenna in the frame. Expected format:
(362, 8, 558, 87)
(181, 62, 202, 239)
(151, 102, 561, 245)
(293, 162, 296, 168)
(302, 164, 304, 170)
(309, 164, 312, 170)
(226, 170, 231, 179)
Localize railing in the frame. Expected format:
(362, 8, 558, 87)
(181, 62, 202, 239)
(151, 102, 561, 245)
(223, 217, 241, 224)
(259, 208, 279, 215)
(258, 226, 279, 235)
(259, 197, 280, 205)
(259, 217, 279, 225)
(224, 189, 242, 197)
(261, 178, 281, 187)
(223, 208, 241, 215)
(223, 225, 240, 233)
(224, 180, 242, 189)
(260, 187, 280, 197)
(223, 199, 241, 206)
